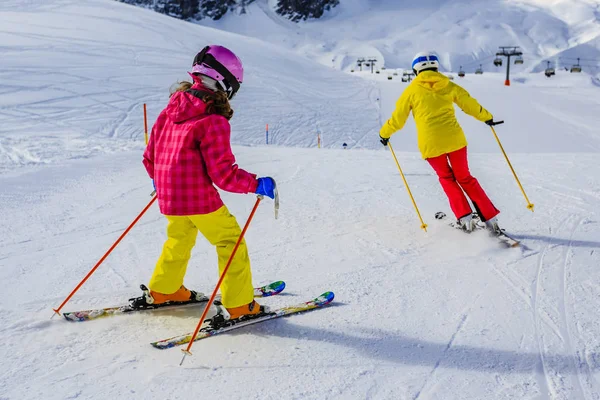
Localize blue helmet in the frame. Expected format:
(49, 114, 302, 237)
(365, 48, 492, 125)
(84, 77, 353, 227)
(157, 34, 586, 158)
(412, 52, 440, 74)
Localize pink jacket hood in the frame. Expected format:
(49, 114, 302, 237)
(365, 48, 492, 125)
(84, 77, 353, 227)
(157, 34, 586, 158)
(165, 83, 212, 123)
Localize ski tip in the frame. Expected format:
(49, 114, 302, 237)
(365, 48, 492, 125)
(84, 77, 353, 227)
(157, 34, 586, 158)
(316, 291, 335, 305)
(259, 280, 286, 297)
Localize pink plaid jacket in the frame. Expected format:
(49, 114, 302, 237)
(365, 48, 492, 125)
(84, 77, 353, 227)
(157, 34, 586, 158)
(143, 84, 258, 216)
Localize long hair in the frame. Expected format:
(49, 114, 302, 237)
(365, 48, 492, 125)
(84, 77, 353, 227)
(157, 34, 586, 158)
(170, 80, 234, 120)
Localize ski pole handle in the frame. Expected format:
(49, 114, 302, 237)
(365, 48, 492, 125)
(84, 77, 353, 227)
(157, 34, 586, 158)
(490, 120, 504, 126)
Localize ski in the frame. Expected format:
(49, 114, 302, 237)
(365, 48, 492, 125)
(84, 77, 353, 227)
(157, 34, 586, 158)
(62, 280, 286, 322)
(150, 291, 335, 349)
(434, 211, 520, 248)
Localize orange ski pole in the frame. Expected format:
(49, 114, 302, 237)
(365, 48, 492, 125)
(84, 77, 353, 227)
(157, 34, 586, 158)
(51, 195, 158, 318)
(180, 196, 262, 365)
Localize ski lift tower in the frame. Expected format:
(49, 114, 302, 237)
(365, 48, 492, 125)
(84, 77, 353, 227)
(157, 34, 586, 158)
(368, 57, 378, 73)
(357, 58, 365, 71)
(495, 46, 523, 86)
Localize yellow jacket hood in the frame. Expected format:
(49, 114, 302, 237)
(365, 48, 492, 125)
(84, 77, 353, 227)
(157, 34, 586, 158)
(413, 71, 450, 92)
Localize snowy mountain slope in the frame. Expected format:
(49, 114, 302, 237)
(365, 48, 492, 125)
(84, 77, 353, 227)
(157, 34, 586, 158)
(199, 0, 600, 74)
(0, 0, 380, 173)
(1, 2, 600, 399)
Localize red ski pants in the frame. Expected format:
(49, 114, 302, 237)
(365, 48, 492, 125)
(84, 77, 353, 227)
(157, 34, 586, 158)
(426, 147, 499, 221)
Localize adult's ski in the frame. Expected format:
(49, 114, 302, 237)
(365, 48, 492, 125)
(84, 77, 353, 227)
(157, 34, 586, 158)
(62, 280, 286, 322)
(151, 291, 335, 349)
(434, 211, 520, 248)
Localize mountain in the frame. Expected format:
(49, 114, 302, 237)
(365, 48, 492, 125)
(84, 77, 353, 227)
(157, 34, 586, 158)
(115, 0, 340, 21)
(195, 0, 600, 74)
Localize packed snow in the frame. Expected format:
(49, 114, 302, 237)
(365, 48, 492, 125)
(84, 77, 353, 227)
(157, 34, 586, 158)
(1, 1, 600, 400)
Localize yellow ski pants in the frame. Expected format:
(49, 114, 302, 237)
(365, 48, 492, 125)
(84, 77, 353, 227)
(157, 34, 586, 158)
(148, 205, 254, 308)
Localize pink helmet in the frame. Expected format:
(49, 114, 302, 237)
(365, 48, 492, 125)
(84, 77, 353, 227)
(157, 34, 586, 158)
(191, 45, 243, 99)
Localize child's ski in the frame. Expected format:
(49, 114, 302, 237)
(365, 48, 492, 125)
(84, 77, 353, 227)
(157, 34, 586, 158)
(62, 281, 286, 322)
(151, 291, 334, 349)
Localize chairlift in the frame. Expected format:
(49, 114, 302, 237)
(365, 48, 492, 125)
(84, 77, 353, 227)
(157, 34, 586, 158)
(514, 56, 524, 65)
(387, 75, 393, 80)
(350, 69, 355, 73)
(458, 66, 465, 78)
(494, 57, 502, 67)
(475, 64, 483, 75)
(365, 63, 371, 67)
(544, 61, 555, 77)
(401, 76, 408, 82)
(393, 72, 398, 76)
(375, 70, 380, 74)
(446, 74, 454, 80)
(571, 58, 582, 73)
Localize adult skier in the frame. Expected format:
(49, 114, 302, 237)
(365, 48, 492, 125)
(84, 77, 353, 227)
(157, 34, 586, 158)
(379, 51, 501, 233)
(139, 45, 276, 320)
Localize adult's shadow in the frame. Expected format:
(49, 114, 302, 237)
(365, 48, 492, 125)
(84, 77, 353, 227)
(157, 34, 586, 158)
(513, 234, 600, 249)
(260, 319, 597, 375)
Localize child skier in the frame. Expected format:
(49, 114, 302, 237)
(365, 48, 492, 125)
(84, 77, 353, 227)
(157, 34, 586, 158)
(139, 45, 276, 320)
(379, 51, 501, 233)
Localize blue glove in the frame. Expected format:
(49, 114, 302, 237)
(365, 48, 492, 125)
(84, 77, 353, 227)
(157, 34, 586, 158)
(255, 177, 276, 199)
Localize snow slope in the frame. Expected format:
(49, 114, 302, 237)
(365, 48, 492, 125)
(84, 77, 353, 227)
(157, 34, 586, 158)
(2, 146, 600, 400)
(200, 0, 600, 74)
(0, 0, 381, 173)
(2, 1, 600, 400)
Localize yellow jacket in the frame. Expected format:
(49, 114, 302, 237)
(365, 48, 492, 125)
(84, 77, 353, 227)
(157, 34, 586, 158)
(380, 71, 492, 159)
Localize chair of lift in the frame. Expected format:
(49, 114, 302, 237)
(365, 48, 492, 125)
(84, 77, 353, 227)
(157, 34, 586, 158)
(458, 67, 465, 78)
(494, 57, 502, 67)
(514, 56, 524, 65)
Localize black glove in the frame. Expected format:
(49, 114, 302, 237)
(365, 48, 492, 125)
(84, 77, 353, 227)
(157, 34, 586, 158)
(379, 136, 389, 146)
(485, 119, 504, 126)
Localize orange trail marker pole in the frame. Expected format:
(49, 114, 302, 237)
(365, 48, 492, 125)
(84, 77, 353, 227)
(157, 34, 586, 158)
(180, 196, 262, 365)
(143, 104, 149, 145)
(51, 195, 158, 318)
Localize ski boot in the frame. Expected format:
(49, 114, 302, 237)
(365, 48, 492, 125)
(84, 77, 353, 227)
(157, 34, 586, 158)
(484, 216, 502, 235)
(129, 284, 204, 310)
(207, 300, 269, 329)
(458, 213, 477, 233)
